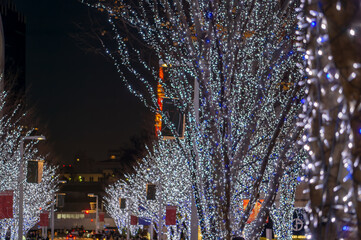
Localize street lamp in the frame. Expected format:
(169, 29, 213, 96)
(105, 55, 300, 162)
(88, 193, 99, 234)
(18, 135, 46, 240)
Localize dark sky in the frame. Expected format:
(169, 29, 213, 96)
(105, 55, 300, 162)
(13, 0, 151, 163)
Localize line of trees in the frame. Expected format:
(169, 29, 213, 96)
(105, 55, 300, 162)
(0, 77, 59, 238)
(105, 140, 192, 239)
(83, 0, 360, 239)
(85, 0, 307, 238)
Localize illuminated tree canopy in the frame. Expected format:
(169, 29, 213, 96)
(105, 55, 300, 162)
(105, 140, 192, 239)
(0, 85, 58, 239)
(84, 0, 306, 238)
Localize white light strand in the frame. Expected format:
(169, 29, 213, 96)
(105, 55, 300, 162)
(84, 0, 307, 238)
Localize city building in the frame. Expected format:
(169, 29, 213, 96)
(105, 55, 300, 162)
(51, 152, 133, 231)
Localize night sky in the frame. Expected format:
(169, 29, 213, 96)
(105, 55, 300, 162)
(13, 0, 151, 163)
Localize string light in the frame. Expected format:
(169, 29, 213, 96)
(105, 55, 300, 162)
(299, 0, 359, 238)
(349, 29, 355, 36)
(105, 141, 192, 238)
(83, 0, 306, 238)
(0, 77, 59, 238)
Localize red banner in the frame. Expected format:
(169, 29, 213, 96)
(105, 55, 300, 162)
(39, 212, 49, 226)
(130, 215, 138, 225)
(99, 212, 105, 222)
(0, 190, 13, 219)
(166, 206, 177, 225)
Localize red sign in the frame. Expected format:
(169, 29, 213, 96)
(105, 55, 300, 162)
(39, 212, 49, 226)
(0, 190, 13, 219)
(130, 215, 138, 225)
(99, 212, 105, 222)
(166, 206, 177, 225)
(243, 200, 264, 223)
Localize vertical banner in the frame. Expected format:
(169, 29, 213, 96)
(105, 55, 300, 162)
(146, 184, 156, 200)
(292, 208, 306, 236)
(27, 160, 44, 183)
(39, 212, 49, 227)
(166, 206, 177, 225)
(99, 212, 105, 222)
(130, 215, 138, 225)
(0, 190, 13, 219)
(119, 198, 126, 209)
(243, 199, 264, 223)
(56, 194, 65, 208)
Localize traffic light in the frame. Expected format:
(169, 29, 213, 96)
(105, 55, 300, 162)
(56, 194, 65, 208)
(84, 210, 90, 219)
(119, 198, 126, 209)
(27, 160, 44, 183)
(146, 184, 156, 200)
(161, 98, 185, 139)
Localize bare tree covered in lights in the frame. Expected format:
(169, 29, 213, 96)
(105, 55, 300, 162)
(84, 0, 306, 238)
(105, 140, 192, 239)
(0, 83, 58, 238)
(300, 0, 361, 239)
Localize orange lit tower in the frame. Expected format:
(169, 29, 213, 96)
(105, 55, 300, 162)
(155, 64, 167, 136)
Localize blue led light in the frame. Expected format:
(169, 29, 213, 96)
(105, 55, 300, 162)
(311, 21, 317, 27)
(301, 99, 305, 104)
(343, 226, 349, 231)
(359, 128, 361, 134)
(326, 73, 331, 79)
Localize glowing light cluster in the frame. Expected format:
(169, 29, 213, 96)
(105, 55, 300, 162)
(0, 78, 58, 238)
(104, 140, 192, 238)
(84, 0, 308, 238)
(298, 0, 360, 238)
